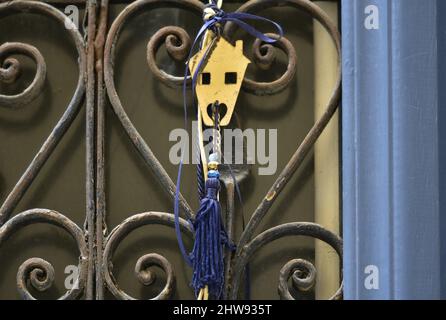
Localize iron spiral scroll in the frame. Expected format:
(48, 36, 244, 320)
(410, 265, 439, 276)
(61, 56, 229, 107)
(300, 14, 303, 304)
(103, 0, 342, 300)
(0, 0, 86, 299)
(0, 0, 341, 300)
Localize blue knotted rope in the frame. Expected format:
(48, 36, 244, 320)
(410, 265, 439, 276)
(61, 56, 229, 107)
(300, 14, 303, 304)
(173, 0, 283, 299)
(197, 157, 206, 201)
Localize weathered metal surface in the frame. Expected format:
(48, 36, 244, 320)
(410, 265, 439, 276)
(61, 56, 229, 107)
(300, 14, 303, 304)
(0, 0, 87, 299)
(102, 212, 193, 300)
(85, 0, 97, 300)
(227, 2, 341, 279)
(146, 26, 192, 88)
(219, 134, 251, 298)
(243, 33, 297, 95)
(0, 209, 88, 300)
(0, 42, 47, 107)
(227, 222, 343, 300)
(0, 0, 342, 300)
(103, 0, 202, 221)
(0, 0, 86, 225)
(94, 0, 109, 301)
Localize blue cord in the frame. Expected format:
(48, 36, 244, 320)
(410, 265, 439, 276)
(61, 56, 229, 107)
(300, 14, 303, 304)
(173, 0, 283, 298)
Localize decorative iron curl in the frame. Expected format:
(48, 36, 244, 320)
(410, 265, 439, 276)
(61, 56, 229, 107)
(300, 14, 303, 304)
(0, 0, 86, 225)
(0, 209, 88, 300)
(104, 0, 204, 220)
(0, 42, 47, 108)
(106, 0, 203, 90)
(102, 212, 193, 300)
(146, 26, 192, 88)
(229, 222, 343, 300)
(143, 1, 298, 95)
(17, 258, 55, 298)
(278, 259, 317, 298)
(244, 33, 296, 95)
(231, 0, 341, 265)
(135, 253, 174, 289)
(103, 0, 342, 300)
(223, 0, 340, 96)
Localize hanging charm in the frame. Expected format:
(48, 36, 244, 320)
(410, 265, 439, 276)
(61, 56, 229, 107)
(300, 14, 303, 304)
(188, 33, 247, 297)
(189, 36, 251, 126)
(173, 0, 283, 300)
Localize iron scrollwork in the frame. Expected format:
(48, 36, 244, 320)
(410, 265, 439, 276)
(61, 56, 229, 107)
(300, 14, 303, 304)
(1, 209, 88, 300)
(0, 0, 86, 299)
(102, 212, 194, 300)
(103, 0, 342, 300)
(0, 0, 342, 300)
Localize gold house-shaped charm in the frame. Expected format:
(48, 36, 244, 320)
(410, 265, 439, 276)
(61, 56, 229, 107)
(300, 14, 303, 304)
(189, 37, 251, 126)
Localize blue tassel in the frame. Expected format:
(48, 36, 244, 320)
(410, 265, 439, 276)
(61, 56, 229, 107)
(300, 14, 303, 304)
(190, 171, 234, 299)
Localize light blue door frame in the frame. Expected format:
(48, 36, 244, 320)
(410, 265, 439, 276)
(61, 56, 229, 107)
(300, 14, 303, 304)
(342, 0, 443, 299)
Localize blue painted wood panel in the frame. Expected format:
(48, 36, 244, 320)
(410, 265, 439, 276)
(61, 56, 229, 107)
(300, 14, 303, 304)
(342, 0, 441, 299)
(438, 0, 446, 300)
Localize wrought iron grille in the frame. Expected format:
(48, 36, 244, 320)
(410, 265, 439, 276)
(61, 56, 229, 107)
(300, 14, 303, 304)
(0, 0, 342, 300)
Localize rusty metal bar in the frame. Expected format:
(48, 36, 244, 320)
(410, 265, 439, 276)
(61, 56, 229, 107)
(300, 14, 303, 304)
(85, 0, 97, 300)
(223, 181, 235, 298)
(94, 0, 109, 300)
